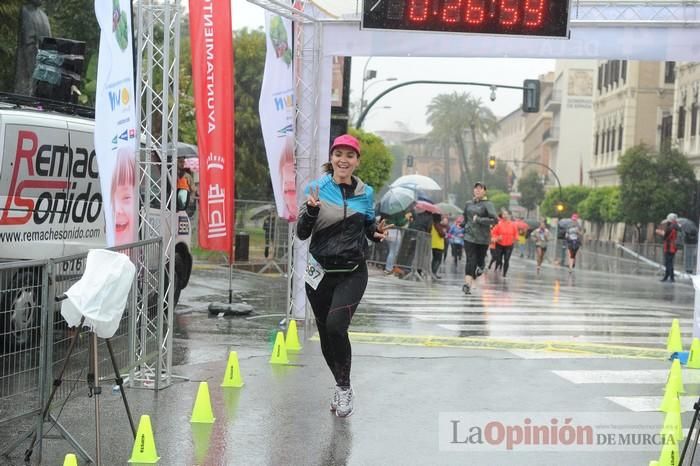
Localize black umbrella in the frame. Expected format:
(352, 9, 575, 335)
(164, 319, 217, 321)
(177, 142, 198, 158)
(678, 217, 698, 239)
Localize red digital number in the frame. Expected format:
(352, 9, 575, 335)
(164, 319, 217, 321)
(442, 0, 462, 23)
(408, 0, 429, 21)
(523, 0, 545, 26)
(464, 0, 486, 24)
(500, 0, 520, 26)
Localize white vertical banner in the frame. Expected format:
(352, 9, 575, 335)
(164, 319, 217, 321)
(259, 12, 296, 221)
(93, 0, 138, 247)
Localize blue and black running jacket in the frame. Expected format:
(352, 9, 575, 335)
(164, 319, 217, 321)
(297, 174, 380, 271)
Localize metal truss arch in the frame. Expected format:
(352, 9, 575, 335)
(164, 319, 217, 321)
(133, 0, 181, 390)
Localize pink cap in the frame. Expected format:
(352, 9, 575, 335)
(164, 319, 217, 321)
(330, 134, 361, 156)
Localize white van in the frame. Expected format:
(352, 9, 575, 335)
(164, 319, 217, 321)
(0, 102, 192, 349)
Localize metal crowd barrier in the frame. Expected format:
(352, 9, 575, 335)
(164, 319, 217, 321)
(0, 238, 163, 460)
(191, 199, 290, 273)
(366, 228, 433, 281)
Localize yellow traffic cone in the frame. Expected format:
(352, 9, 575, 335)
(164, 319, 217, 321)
(666, 359, 686, 395)
(659, 387, 681, 413)
(221, 351, 244, 388)
(191, 381, 216, 424)
(63, 453, 78, 466)
(661, 409, 683, 442)
(687, 338, 700, 369)
(269, 331, 289, 365)
(657, 437, 679, 466)
(667, 319, 683, 353)
(128, 415, 160, 463)
(285, 319, 302, 352)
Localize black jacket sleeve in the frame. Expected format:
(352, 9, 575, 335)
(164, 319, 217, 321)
(365, 219, 381, 242)
(296, 202, 319, 240)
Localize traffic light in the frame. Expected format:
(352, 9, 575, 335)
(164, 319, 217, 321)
(488, 155, 496, 171)
(522, 79, 540, 113)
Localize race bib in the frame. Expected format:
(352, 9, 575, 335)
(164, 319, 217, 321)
(304, 255, 325, 290)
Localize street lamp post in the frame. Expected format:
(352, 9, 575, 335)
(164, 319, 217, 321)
(355, 79, 528, 129)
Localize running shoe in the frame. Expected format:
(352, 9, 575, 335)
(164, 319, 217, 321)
(462, 284, 471, 295)
(330, 386, 339, 412)
(336, 386, 354, 417)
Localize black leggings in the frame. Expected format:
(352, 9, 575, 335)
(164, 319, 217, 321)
(464, 242, 489, 278)
(497, 244, 514, 276)
(305, 262, 368, 387)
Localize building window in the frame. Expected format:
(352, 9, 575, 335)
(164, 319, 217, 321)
(607, 128, 613, 153)
(611, 127, 616, 150)
(618, 124, 623, 151)
(604, 62, 611, 89)
(664, 62, 676, 84)
(678, 106, 686, 139)
(621, 61, 627, 83)
(601, 131, 606, 154)
(597, 66, 603, 92)
(612, 60, 619, 87)
(660, 115, 673, 150)
(691, 103, 698, 137)
(594, 132, 599, 155)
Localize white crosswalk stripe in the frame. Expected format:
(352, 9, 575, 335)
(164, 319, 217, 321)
(552, 368, 700, 413)
(360, 274, 688, 348)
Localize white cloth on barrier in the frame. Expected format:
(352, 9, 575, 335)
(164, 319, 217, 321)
(61, 249, 136, 338)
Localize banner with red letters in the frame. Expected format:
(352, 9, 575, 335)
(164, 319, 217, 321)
(188, 0, 235, 257)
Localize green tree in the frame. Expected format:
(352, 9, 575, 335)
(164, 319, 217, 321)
(518, 170, 544, 214)
(0, 1, 22, 92)
(231, 27, 271, 200)
(488, 189, 510, 212)
(618, 145, 697, 224)
(349, 128, 393, 192)
(579, 187, 622, 223)
(540, 185, 591, 218)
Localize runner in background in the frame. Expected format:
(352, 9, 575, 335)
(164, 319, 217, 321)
(491, 210, 519, 278)
(461, 182, 498, 295)
(565, 213, 584, 273)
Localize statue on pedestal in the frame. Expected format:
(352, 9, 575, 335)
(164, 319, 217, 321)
(14, 0, 51, 95)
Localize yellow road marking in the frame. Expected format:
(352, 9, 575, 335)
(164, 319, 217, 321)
(310, 332, 669, 360)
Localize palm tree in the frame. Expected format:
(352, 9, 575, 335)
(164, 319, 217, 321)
(463, 95, 499, 180)
(426, 92, 500, 187)
(426, 92, 472, 184)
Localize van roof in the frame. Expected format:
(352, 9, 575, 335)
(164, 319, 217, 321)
(0, 92, 94, 119)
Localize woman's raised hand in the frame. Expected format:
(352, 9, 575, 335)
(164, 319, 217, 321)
(373, 219, 394, 241)
(306, 186, 321, 208)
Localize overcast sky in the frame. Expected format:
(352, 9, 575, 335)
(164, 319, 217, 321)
(231, 0, 555, 134)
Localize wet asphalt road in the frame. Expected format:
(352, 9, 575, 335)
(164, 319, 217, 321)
(2, 254, 698, 465)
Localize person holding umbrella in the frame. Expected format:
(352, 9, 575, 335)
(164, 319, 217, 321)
(461, 182, 498, 295)
(297, 134, 391, 417)
(656, 213, 681, 282)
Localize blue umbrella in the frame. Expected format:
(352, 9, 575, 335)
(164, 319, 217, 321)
(379, 186, 416, 216)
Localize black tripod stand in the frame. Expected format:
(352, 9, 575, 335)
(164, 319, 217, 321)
(680, 396, 700, 465)
(20, 295, 136, 465)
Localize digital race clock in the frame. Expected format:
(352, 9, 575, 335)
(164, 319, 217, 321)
(362, 0, 570, 38)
